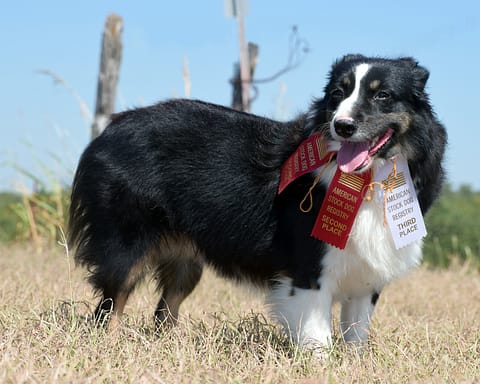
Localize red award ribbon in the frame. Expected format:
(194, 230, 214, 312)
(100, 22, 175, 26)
(278, 133, 333, 194)
(311, 168, 372, 249)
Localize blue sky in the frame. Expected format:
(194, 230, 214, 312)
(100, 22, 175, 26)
(1, 1, 479, 191)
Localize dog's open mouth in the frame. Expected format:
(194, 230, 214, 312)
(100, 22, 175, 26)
(337, 128, 394, 173)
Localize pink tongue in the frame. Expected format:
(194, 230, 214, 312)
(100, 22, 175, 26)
(337, 141, 370, 173)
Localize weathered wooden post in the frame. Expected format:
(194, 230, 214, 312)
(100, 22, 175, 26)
(91, 14, 123, 140)
(226, 0, 259, 112)
(231, 42, 259, 112)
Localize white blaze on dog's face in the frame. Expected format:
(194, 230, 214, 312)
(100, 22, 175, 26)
(331, 63, 370, 131)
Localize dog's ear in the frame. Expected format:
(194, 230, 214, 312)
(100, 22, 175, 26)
(400, 57, 430, 90)
(413, 64, 430, 91)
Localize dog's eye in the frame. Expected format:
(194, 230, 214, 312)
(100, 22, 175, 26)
(330, 89, 344, 99)
(374, 91, 391, 100)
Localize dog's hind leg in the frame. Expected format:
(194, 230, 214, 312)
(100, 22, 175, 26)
(151, 236, 203, 329)
(92, 250, 149, 331)
(154, 259, 203, 329)
(95, 291, 129, 331)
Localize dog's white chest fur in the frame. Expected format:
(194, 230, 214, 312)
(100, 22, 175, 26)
(322, 192, 423, 301)
(319, 162, 423, 300)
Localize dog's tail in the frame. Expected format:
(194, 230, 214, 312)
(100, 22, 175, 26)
(67, 149, 99, 268)
(68, 168, 87, 263)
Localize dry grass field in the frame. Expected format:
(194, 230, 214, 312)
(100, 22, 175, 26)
(0, 243, 479, 383)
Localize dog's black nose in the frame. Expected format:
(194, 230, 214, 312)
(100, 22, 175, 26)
(334, 118, 356, 138)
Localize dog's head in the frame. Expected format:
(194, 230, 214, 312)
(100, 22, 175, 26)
(309, 54, 431, 173)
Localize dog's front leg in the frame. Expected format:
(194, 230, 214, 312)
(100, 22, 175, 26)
(340, 292, 379, 344)
(268, 279, 333, 350)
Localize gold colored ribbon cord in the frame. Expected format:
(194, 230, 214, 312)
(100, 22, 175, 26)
(299, 155, 399, 223)
(299, 154, 335, 213)
(362, 157, 398, 226)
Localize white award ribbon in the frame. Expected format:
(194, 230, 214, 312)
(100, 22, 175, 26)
(373, 155, 427, 249)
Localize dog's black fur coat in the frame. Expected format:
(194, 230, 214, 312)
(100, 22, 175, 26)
(70, 101, 322, 287)
(69, 54, 446, 328)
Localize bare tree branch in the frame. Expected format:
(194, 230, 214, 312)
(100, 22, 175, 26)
(252, 26, 310, 85)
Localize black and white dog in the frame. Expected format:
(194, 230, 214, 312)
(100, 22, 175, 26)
(69, 54, 446, 349)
